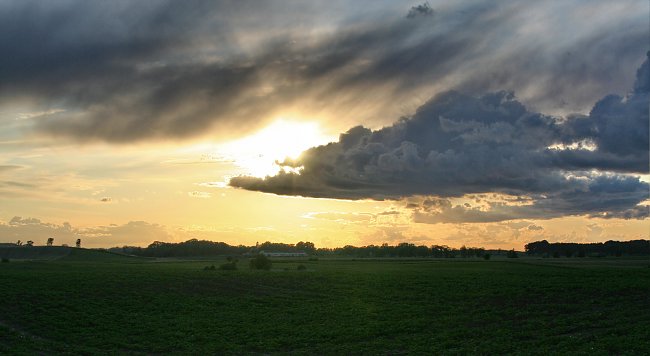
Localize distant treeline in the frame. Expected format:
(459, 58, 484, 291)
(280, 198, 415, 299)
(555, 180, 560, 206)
(108, 238, 650, 258)
(109, 239, 497, 258)
(525, 240, 650, 257)
(110, 239, 316, 258)
(319, 244, 491, 258)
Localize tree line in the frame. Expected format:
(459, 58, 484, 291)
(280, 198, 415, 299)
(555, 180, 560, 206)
(524, 239, 650, 257)
(109, 239, 503, 258)
(109, 239, 317, 258)
(317, 243, 492, 258)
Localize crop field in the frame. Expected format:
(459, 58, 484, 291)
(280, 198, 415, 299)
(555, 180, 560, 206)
(1, 251, 649, 354)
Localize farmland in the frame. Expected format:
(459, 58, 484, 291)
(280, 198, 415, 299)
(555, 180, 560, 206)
(1, 251, 649, 354)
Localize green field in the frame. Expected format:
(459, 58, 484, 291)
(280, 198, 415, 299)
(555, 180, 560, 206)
(1, 251, 649, 354)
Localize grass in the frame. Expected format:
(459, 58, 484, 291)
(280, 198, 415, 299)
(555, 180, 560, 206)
(1, 255, 649, 354)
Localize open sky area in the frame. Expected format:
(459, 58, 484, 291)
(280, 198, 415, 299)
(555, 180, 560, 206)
(0, 0, 648, 249)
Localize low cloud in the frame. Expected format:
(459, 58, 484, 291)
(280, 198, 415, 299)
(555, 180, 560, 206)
(231, 55, 650, 222)
(0, 217, 172, 247)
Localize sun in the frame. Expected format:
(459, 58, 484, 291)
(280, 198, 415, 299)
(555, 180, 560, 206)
(217, 119, 334, 178)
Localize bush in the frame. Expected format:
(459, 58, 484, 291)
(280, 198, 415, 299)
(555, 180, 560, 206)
(219, 261, 238, 270)
(1, 258, 9, 263)
(249, 254, 272, 270)
(297, 264, 307, 270)
(483, 254, 491, 260)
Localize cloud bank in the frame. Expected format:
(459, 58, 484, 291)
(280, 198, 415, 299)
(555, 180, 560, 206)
(231, 54, 650, 222)
(0, 1, 646, 142)
(0, 217, 172, 246)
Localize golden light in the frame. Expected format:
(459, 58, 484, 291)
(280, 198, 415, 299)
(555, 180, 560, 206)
(217, 119, 334, 178)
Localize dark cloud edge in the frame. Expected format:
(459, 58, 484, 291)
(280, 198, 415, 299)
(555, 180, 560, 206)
(229, 53, 650, 223)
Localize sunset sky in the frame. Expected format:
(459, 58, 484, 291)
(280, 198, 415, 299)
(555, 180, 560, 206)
(0, 0, 648, 249)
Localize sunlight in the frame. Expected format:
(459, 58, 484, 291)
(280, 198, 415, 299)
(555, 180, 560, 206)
(217, 119, 334, 178)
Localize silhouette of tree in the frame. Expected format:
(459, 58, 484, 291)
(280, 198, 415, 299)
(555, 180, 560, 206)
(16, 240, 22, 246)
(46, 237, 54, 246)
(76, 239, 81, 248)
(26, 240, 34, 246)
(525, 239, 649, 257)
(250, 254, 272, 270)
(296, 241, 316, 253)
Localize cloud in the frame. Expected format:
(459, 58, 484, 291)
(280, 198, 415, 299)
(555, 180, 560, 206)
(0, 216, 81, 244)
(1, 1, 645, 143)
(0, 217, 172, 246)
(188, 191, 211, 199)
(79, 221, 173, 245)
(231, 55, 650, 222)
(407, 2, 435, 19)
(0, 165, 24, 173)
(303, 212, 374, 223)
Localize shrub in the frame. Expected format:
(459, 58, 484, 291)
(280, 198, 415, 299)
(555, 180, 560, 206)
(483, 254, 491, 260)
(249, 254, 272, 270)
(219, 261, 237, 270)
(297, 264, 307, 270)
(220, 257, 239, 270)
(1, 258, 9, 263)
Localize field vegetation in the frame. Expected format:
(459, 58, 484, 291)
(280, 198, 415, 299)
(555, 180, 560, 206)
(1, 248, 649, 354)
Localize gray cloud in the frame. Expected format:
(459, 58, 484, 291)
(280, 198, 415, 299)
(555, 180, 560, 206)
(0, 165, 23, 173)
(407, 2, 435, 19)
(0, 1, 645, 142)
(231, 55, 650, 222)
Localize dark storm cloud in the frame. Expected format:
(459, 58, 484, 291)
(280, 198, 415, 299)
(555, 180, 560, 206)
(0, 1, 645, 142)
(230, 55, 650, 222)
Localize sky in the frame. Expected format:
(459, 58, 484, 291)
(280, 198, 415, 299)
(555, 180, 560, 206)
(0, 0, 648, 249)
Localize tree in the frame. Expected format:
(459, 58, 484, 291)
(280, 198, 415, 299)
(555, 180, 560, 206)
(220, 259, 238, 270)
(46, 237, 54, 246)
(460, 245, 469, 258)
(507, 249, 518, 258)
(26, 240, 34, 246)
(76, 239, 81, 248)
(296, 241, 316, 253)
(250, 254, 272, 270)
(16, 240, 22, 246)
